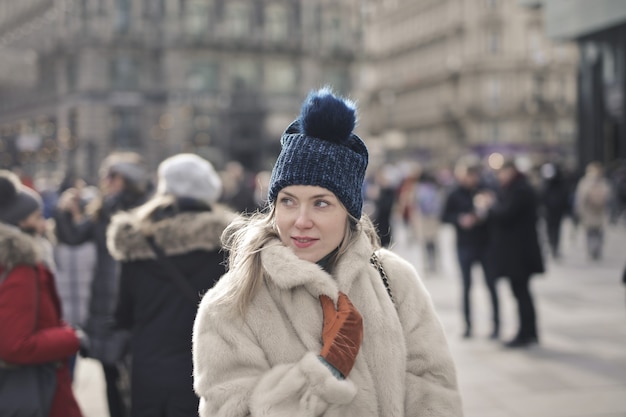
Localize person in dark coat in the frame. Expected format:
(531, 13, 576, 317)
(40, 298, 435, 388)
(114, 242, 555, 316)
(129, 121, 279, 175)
(539, 162, 570, 259)
(441, 164, 499, 339)
(0, 170, 85, 417)
(55, 152, 151, 417)
(476, 161, 545, 348)
(106, 153, 233, 417)
(372, 166, 397, 247)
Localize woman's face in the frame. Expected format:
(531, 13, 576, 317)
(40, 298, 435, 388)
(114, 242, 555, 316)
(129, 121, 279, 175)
(275, 185, 348, 263)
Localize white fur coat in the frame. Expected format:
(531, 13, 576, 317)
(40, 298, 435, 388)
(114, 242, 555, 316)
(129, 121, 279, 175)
(193, 231, 463, 417)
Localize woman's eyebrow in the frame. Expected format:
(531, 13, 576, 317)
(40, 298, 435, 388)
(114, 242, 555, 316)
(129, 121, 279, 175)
(280, 191, 334, 200)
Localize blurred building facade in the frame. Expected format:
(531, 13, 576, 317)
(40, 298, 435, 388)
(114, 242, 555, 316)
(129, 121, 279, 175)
(0, 0, 363, 182)
(522, 0, 626, 171)
(359, 0, 579, 169)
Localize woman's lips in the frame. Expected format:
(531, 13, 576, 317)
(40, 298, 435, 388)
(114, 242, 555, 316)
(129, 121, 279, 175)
(292, 237, 318, 249)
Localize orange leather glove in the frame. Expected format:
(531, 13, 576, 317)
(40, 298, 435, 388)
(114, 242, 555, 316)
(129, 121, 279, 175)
(319, 292, 363, 378)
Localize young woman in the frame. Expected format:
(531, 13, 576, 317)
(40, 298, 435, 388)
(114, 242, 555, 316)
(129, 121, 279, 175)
(0, 170, 84, 417)
(107, 153, 233, 417)
(193, 88, 463, 416)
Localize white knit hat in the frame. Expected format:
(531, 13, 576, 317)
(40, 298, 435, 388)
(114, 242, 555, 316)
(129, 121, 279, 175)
(157, 153, 222, 205)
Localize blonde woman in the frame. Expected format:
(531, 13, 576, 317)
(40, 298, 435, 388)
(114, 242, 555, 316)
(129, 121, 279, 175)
(193, 88, 463, 417)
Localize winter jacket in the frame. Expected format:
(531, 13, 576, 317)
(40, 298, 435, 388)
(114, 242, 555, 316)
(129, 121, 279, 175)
(193, 230, 463, 417)
(575, 174, 612, 228)
(441, 185, 490, 249)
(487, 174, 544, 280)
(0, 223, 82, 417)
(107, 204, 233, 416)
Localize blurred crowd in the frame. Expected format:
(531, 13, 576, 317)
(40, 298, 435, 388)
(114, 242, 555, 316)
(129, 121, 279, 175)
(1, 149, 625, 416)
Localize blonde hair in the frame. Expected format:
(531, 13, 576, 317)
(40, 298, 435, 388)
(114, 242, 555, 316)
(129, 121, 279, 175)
(213, 206, 380, 317)
(132, 193, 177, 236)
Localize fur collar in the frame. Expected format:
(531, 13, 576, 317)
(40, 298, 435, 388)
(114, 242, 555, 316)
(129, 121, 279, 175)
(107, 206, 235, 261)
(261, 231, 375, 301)
(0, 222, 42, 271)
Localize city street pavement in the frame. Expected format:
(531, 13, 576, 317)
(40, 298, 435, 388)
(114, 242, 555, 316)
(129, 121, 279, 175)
(73, 219, 626, 417)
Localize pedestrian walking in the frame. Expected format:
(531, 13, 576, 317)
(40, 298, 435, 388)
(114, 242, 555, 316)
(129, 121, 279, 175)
(0, 170, 86, 417)
(371, 165, 398, 247)
(53, 185, 98, 377)
(107, 153, 233, 417)
(192, 88, 463, 416)
(539, 162, 570, 259)
(56, 152, 151, 417)
(574, 161, 612, 260)
(441, 163, 499, 339)
(475, 161, 544, 348)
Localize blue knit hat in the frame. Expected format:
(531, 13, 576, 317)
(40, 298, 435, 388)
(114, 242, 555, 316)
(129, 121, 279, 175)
(268, 88, 368, 219)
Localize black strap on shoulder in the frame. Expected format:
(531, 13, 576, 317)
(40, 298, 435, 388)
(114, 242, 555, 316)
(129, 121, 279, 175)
(370, 252, 395, 306)
(145, 236, 200, 305)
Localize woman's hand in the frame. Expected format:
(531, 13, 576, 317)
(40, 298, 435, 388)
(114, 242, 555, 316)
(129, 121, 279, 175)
(319, 292, 363, 378)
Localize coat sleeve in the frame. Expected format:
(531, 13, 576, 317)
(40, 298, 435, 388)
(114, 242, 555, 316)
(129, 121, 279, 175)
(114, 262, 134, 330)
(440, 190, 459, 225)
(54, 210, 95, 246)
(193, 296, 357, 417)
(0, 266, 79, 364)
(385, 254, 464, 416)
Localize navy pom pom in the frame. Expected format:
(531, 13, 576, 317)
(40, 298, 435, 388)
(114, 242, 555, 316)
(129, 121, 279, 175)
(299, 87, 356, 143)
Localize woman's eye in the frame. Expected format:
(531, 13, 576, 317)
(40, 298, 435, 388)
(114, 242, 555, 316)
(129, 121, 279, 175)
(279, 197, 294, 206)
(315, 200, 330, 208)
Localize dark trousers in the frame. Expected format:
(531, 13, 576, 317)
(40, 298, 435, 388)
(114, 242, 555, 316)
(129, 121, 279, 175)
(508, 275, 538, 340)
(457, 246, 499, 332)
(545, 214, 563, 258)
(102, 362, 129, 417)
(586, 227, 604, 260)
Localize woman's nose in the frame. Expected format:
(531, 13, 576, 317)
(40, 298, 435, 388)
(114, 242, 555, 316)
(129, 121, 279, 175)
(294, 208, 313, 229)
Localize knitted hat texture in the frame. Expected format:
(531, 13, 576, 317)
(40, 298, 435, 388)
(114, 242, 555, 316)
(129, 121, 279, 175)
(157, 153, 222, 205)
(268, 88, 368, 218)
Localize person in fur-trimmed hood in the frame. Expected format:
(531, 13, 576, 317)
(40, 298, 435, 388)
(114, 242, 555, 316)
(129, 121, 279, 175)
(107, 153, 234, 417)
(192, 88, 463, 417)
(0, 170, 84, 417)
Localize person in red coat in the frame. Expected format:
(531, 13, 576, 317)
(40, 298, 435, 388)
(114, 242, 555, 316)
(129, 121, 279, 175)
(0, 169, 84, 417)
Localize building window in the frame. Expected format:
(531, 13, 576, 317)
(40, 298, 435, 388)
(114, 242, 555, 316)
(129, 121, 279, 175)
(224, 2, 251, 39)
(143, 0, 164, 19)
(487, 122, 500, 143)
(110, 108, 141, 150)
(321, 68, 350, 94)
(230, 59, 258, 90)
(186, 61, 218, 91)
(66, 55, 78, 92)
(321, 10, 343, 50)
(486, 29, 500, 54)
(110, 55, 139, 89)
(181, 0, 210, 37)
(487, 78, 501, 109)
(265, 61, 297, 93)
(115, 0, 131, 33)
(265, 3, 289, 42)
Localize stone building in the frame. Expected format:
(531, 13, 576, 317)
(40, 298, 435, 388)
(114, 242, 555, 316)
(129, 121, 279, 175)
(522, 0, 626, 170)
(359, 0, 579, 169)
(0, 0, 363, 182)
